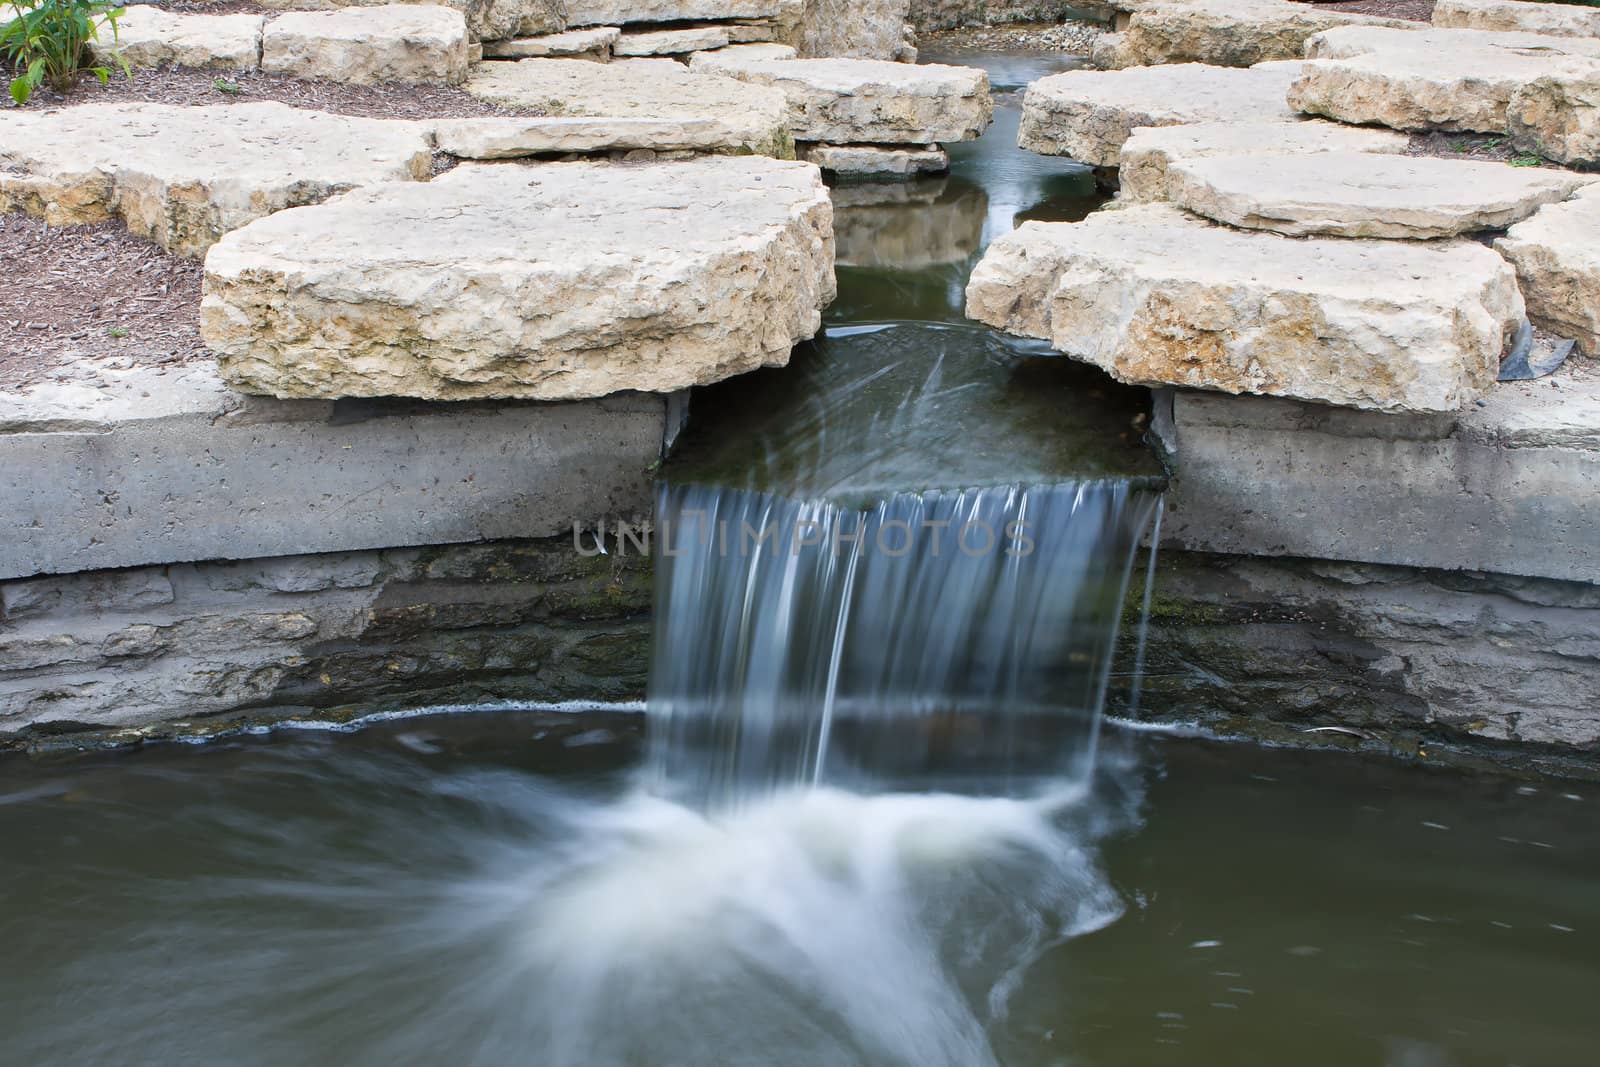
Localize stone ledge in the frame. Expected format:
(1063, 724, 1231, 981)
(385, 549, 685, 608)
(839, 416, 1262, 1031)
(1497, 183, 1600, 356)
(482, 26, 621, 60)
(0, 102, 433, 258)
(1152, 358, 1600, 583)
(1094, 0, 1415, 69)
(1018, 61, 1305, 169)
(1291, 26, 1600, 166)
(463, 58, 794, 158)
(689, 53, 994, 145)
(1434, 0, 1600, 39)
(0, 356, 667, 581)
(1119, 120, 1411, 204)
(93, 8, 266, 70)
(965, 204, 1522, 414)
(261, 5, 471, 86)
(200, 157, 835, 401)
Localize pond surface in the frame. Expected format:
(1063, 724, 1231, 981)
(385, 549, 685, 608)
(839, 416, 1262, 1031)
(2, 719, 1594, 1067)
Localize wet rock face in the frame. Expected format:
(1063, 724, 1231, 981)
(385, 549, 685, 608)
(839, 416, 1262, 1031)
(965, 204, 1523, 414)
(1167, 151, 1595, 240)
(202, 158, 837, 402)
(1093, 0, 1414, 69)
(1120, 551, 1600, 753)
(0, 103, 433, 258)
(261, 6, 472, 85)
(689, 53, 993, 144)
(1291, 26, 1600, 165)
(1497, 186, 1600, 356)
(0, 537, 653, 740)
(1017, 61, 1305, 168)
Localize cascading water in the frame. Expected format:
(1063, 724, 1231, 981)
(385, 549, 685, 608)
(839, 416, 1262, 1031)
(0, 48, 1173, 1067)
(648, 481, 1163, 806)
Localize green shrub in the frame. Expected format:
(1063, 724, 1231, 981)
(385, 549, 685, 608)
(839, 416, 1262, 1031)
(1, 0, 129, 105)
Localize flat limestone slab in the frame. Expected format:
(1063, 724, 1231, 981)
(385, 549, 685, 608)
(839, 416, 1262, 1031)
(93, 8, 265, 69)
(434, 115, 774, 157)
(1120, 119, 1410, 203)
(1095, 0, 1413, 69)
(1018, 61, 1305, 168)
(686, 54, 993, 144)
(202, 158, 836, 401)
(1497, 185, 1600, 355)
(256, 0, 566, 41)
(1292, 26, 1600, 164)
(0, 102, 431, 257)
(1169, 151, 1593, 239)
(1435, 0, 1600, 39)
(693, 41, 796, 62)
(262, 5, 470, 86)
(0, 358, 666, 580)
(798, 143, 949, 177)
(965, 204, 1524, 413)
(1152, 357, 1600, 583)
(463, 58, 793, 156)
(482, 27, 621, 60)
(614, 26, 730, 56)
(565, 0, 782, 26)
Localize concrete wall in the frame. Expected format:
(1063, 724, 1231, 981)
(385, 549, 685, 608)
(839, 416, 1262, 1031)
(1151, 358, 1600, 584)
(0, 358, 668, 581)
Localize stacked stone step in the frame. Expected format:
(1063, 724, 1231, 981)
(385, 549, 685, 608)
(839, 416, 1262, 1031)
(1088, 0, 1414, 69)
(100, 4, 475, 84)
(972, 3, 1600, 646)
(687, 46, 994, 178)
(474, 0, 916, 63)
(100, 1, 919, 82)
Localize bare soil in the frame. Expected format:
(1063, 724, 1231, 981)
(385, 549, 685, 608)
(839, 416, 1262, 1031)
(2, 65, 525, 119)
(1311, 0, 1436, 21)
(146, 1, 272, 12)
(0, 215, 208, 392)
(1404, 130, 1595, 173)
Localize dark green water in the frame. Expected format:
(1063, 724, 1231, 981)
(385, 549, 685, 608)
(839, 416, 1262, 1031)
(1, 718, 1594, 1066)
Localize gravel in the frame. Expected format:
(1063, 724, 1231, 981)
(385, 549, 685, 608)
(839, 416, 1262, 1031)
(922, 19, 1106, 57)
(2, 64, 527, 119)
(1311, 0, 1436, 21)
(0, 215, 208, 393)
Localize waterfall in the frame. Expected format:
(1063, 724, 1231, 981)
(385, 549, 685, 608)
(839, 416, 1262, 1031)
(648, 479, 1163, 807)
